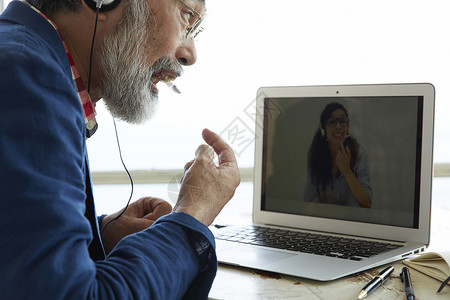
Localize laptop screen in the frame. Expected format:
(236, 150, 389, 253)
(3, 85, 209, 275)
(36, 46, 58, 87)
(261, 96, 423, 229)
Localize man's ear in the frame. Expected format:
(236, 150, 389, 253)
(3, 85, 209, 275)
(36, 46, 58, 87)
(83, 0, 122, 13)
(81, 0, 108, 21)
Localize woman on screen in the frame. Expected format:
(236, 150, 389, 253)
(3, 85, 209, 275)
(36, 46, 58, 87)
(304, 102, 372, 208)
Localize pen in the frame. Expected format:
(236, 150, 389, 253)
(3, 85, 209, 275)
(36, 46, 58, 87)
(357, 266, 394, 299)
(400, 267, 415, 300)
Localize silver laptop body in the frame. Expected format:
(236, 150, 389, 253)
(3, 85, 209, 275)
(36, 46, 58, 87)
(215, 83, 435, 281)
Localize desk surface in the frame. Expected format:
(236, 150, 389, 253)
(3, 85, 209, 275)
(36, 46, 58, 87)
(208, 180, 450, 299)
(209, 262, 447, 300)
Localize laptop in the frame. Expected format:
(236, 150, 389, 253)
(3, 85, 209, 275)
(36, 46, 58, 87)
(214, 83, 435, 281)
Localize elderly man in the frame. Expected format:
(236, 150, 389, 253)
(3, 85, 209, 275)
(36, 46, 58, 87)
(0, 0, 240, 299)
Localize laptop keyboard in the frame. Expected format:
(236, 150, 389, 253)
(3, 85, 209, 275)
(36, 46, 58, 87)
(215, 225, 403, 261)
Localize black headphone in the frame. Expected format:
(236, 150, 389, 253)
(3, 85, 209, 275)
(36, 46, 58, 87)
(84, 0, 121, 12)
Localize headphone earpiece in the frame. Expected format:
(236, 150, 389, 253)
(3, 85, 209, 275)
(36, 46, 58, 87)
(319, 123, 325, 138)
(84, 0, 121, 12)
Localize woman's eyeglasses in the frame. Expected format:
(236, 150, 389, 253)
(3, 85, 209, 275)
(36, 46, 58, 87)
(326, 117, 349, 128)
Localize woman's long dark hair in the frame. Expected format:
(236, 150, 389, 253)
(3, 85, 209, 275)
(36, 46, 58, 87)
(307, 102, 358, 187)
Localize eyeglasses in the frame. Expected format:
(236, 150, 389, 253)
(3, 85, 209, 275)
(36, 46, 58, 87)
(177, 0, 206, 39)
(326, 117, 349, 128)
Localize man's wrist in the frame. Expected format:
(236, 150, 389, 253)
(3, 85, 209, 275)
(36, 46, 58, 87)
(173, 207, 204, 226)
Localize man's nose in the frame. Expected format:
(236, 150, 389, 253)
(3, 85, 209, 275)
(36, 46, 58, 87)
(176, 39, 197, 66)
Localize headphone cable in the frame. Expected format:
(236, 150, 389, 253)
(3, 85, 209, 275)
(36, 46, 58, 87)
(100, 119, 134, 234)
(86, 4, 134, 234)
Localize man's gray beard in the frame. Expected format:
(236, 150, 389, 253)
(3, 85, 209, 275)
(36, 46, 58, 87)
(98, 0, 157, 124)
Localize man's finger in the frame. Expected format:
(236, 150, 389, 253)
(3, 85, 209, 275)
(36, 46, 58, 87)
(184, 159, 195, 171)
(141, 197, 172, 220)
(195, 144, 214, 160)
(202, 128, 237, 165)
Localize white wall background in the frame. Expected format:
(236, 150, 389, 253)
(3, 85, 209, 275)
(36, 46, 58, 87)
(3, 0, 450, 171)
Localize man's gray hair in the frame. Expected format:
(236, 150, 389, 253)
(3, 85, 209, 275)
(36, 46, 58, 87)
(26, 0, 82, 16)
(26, 0, 206, 17)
